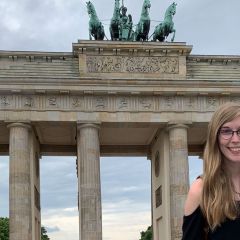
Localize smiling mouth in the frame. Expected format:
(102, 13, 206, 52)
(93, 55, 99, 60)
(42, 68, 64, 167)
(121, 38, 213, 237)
(228, 147, 240, 152)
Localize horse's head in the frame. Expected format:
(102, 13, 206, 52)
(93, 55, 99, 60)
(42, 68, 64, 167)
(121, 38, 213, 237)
(169, 2, 177, 15)
(86, 1, 95, 15)
(144, 0, 151, 9)
(165, 2, 177, 18)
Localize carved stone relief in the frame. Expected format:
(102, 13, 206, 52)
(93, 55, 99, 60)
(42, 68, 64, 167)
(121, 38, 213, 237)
(206, 97, 218, 110)
(24, 96, 34, 107)
(155, 151, 160, 178)
(95, 97, 107, 109)
(0, 94, 239, 113)
(86, 56, 179, 74)
(34, 186, 40, 211)
(0, 96, 12, 107)
(72, 96, 83, 108)
(118, 97, 129, 109)
(47, 96, 59, 108)
(35, 152, 39, 178)
(139, 97, 153, 110)
(155, 185, 162, 208)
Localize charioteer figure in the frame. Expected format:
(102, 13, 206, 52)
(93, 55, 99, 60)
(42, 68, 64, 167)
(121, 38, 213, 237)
(119, 6, 133, 41)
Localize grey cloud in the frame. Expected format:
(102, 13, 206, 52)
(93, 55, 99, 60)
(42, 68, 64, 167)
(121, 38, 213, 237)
(45, 225, 61, 233)
(101, 157, 151, 204)
(40, 157, 78, 210)
(40, 156, 151, 211)
(0, 0, 83, 51)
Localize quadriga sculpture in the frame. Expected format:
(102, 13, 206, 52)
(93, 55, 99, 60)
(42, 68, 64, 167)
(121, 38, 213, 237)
(86, 1, 105, 40)
(152, 2, 177, 42)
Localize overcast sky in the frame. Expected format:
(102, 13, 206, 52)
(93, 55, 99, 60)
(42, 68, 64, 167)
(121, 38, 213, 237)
(0, 0, 239, 54)
(0, 155, 202, 240)
(0, 0, 238, 239)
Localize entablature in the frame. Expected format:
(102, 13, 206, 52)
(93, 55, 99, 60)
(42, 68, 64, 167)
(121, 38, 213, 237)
(72, 40, 192, 56)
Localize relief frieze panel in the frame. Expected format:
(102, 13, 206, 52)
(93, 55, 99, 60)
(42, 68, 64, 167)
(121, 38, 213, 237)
(86, 56, 179, 74)
(0, 94, 239, 113)
(47, 96, 59, 108)
(117, 97, 129, 110)
(229, 97, 240, 104)
(71, 96, 84, 109)
(24, 96, 34, 107)
(206, 97, 219, 110)
(0, 95, 12, 107)
(139, 97, 153, 111)
(95, 97, 107, 109)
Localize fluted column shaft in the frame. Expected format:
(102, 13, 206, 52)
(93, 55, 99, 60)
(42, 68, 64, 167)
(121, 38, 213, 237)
(77, 123, 102, 240)
(8, 123, 32, 240)
(168, 124, 189, 240)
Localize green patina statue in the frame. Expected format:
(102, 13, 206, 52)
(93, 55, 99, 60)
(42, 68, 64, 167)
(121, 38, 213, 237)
(119, 5, 134, 41)
(135, 0, 151, 41)
(109, 0, 121, 40)
(85, 0, 177, 42)
(86, 1, 105, 40)
(152, 2, 177, 42)
(109, 0, 133, 41)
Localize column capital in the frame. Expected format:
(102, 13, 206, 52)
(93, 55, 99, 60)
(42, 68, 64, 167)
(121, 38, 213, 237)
(7, 122, 32, 130)
(167, 121, 191, 131)
(77, 121, 101, 130)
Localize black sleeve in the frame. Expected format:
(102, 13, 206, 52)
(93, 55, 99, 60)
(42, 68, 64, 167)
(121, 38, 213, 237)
(182, 206, 205, 240)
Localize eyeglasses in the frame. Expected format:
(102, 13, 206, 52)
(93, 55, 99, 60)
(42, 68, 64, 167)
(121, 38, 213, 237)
(218, 128, 240, 140)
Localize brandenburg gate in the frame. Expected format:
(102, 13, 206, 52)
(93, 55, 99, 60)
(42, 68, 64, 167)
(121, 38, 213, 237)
(1, 40, 240, 240)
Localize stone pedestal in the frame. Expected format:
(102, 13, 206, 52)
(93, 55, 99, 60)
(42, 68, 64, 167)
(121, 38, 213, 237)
(168, 124, 189, 240)
(77, 123, 102, 240)
(8, 123, 32, 240)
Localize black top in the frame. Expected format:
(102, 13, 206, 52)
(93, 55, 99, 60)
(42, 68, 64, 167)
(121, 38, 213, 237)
(182, 206, 240, 240)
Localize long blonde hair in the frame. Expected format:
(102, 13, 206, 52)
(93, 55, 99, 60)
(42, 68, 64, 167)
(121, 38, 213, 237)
(201, 102, 240, 229)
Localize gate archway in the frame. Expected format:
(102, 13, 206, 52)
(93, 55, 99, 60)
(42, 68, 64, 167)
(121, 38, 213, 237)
(1, 41, 240, 239)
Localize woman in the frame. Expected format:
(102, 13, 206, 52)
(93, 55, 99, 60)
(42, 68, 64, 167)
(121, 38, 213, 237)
(182, 102, 240, 239)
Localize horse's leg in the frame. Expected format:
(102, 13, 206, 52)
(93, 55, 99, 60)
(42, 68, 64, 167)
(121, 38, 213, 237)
(140, 23, 143, 34)
(135, 24, 139, 41)
(109, 26, 113, 40)
(171, 29, 176, 42)
(101, 25, 105, 40)
(89, 31, 92, 40)
(152, 32, 156, 41)
(89, 24, 93, 40)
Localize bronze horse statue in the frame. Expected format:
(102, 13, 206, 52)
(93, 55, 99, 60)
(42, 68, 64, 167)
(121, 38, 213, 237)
(109, 0, 121, 40)
(152, 2, 177, 42)
(135, 0, 151, 41)
(86, 1, 105, 40)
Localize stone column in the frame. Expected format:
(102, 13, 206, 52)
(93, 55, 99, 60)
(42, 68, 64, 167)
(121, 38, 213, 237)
(168, 124, 189, 240)
(77, 123, 102, 240)
(8, 123, 32, 240)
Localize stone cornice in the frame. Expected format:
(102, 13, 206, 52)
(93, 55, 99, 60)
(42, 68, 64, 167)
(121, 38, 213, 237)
(0, 78, 240, 95)
(73, 40, 193, 56)
(188, 54, 240, 63)
(0, 50, 73, 59)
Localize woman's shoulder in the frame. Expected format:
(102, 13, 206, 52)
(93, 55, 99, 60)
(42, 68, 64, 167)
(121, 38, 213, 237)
(184, 177, 203, 216)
